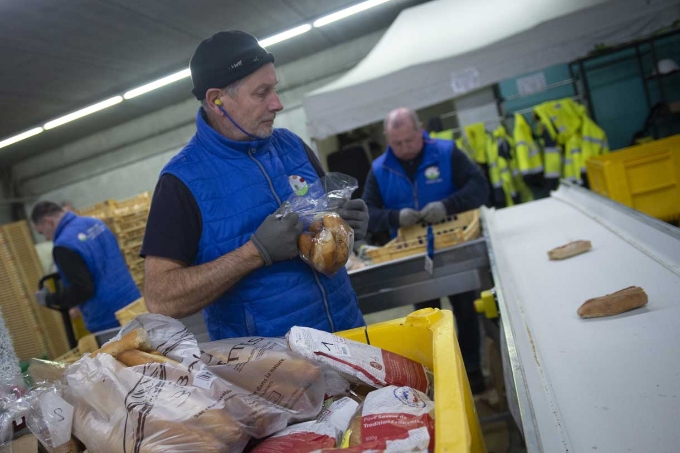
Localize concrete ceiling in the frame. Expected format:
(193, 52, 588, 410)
(0, 0, 429, 165)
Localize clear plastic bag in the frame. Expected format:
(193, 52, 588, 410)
(24, 384, 82, 453)
(280, 173, 358, 276)
(198, 336, 348, 410)
(63, 315, 326, 452)
(0, 374, 30, 450)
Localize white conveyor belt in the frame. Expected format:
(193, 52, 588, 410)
(483, 182, 680, 453)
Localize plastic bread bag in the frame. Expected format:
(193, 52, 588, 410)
(280, 173, 358, 276)
(347, 386, 435, 452)
(0, 374, 31, 449)
(62, 314, 316, 452)
(251, 397, 359, 453)
(23, 384, 83, 453)
(197, 336, 327, 421)
(287, 327, 433, 397)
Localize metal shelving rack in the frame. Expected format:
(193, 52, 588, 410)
(569, 28, 680, 141)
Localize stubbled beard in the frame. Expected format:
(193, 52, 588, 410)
(255, 122, 275, 138)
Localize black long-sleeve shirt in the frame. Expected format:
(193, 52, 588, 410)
(48, 246, 95, 310)
(363, 144, 489, 234)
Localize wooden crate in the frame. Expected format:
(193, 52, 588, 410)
(55, 333, 98, 364)
(115, 297, 148, 326)
(110, 192, 151, 217)
(0, 233, 48, 361)
(76, 200, 114, 218)
(367, 209, 481, 265)
(1, 222, 70, 359)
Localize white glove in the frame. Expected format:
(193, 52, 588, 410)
(35, 288, 51, 307)
(420, 201, 447, 224)
(399, 208, 421, 227)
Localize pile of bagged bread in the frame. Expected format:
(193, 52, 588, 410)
(51, 315, 437, 452)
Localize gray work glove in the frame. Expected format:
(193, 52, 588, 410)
(420, 201, 447, 224)
(399, 208, 421, 227)
(35, 287, 51, 307)
(251, 213, 303, 266)
(337, 199, 369, 241)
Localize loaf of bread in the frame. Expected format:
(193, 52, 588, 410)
(577, 286, 648, 318)
(66, 353, 249, 452)
(199, 337, 325, 419)
(90, 328, 152, 358)
(298, 214, 353, 275)
(548, 240, 592, 260)
(117, 349, 180, 367)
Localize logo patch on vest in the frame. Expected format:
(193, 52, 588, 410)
(77, 233, 87, 241)
(288, 175, 309, 196)
(425, 166, 441, 182)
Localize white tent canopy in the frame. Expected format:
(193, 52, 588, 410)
(303, 0, 680, 139)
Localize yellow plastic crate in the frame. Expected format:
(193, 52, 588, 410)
(338, 308, 486, 453)
(115, 297, 148, 326)
(586, 134, 680, 222)
(368, 210, 481, 265)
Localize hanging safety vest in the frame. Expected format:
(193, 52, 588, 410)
(533, 105, 563, 180)
(580, 115, 609, 173)
(462, 123, 488, 165)
(429, 129, 454, 141)
(513, 113, 543, 176)
(493, 126, 533, 204)
(485, 130, 517, 207)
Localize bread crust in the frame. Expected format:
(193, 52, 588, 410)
(90, 328, 152, 358)
(117, 350, 180, 367)
(577, 286, 648, 318)
(548, 240, 592, 260)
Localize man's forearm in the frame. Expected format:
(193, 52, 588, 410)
(145, 241, 265, 318)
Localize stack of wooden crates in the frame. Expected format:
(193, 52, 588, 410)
(0, 221, 71, 361)
(76, 192, 151, 291)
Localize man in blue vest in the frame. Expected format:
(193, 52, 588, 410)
(31, 201, 140, 333)
(141, 31, 366, 340)
(362, 108, 489, 392)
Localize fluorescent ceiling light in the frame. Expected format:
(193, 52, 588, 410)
(259, 24, 312, 47)
(44, 96, 123, 130)
(0, 127, 44, 149)
(313, 0, 391, 27)
(124, 68, 192, 99)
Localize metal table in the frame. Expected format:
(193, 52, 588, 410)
(484, 181, 680, 453)
(349, 238, 492, 313)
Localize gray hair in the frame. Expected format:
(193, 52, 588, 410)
(200, 78, 245, 110)
(384, 108, 421, 132)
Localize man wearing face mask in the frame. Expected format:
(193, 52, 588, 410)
(31, 201, 140, 333)
(362, 107, 489, 392)
(141, 31, 366, 340)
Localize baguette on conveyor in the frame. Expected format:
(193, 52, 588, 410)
(548, 240, 592, 260)
(577, 286, 648, 318)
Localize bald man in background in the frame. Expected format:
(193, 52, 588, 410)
(362, 107, 489, 393)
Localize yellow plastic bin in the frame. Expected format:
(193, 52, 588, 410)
(586, 134, 680, 222)
(338, 308, 486, 453)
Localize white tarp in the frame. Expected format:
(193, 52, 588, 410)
(303, 0, 680, 139)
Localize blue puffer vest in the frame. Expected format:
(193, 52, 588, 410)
(373, 134, 457, 237)
(53, 212, 140, 332)
(161, 109, 364, 340)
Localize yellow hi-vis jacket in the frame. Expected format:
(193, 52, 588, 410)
(429, 129, 454, 141)
(494, 125, 533, 204)
(513, 113, 543, 176)
(533, 104, 562, 180)
(485, 130, 517, 206)
(462, 123, 488, 164)
(580, 114, 609, 173)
